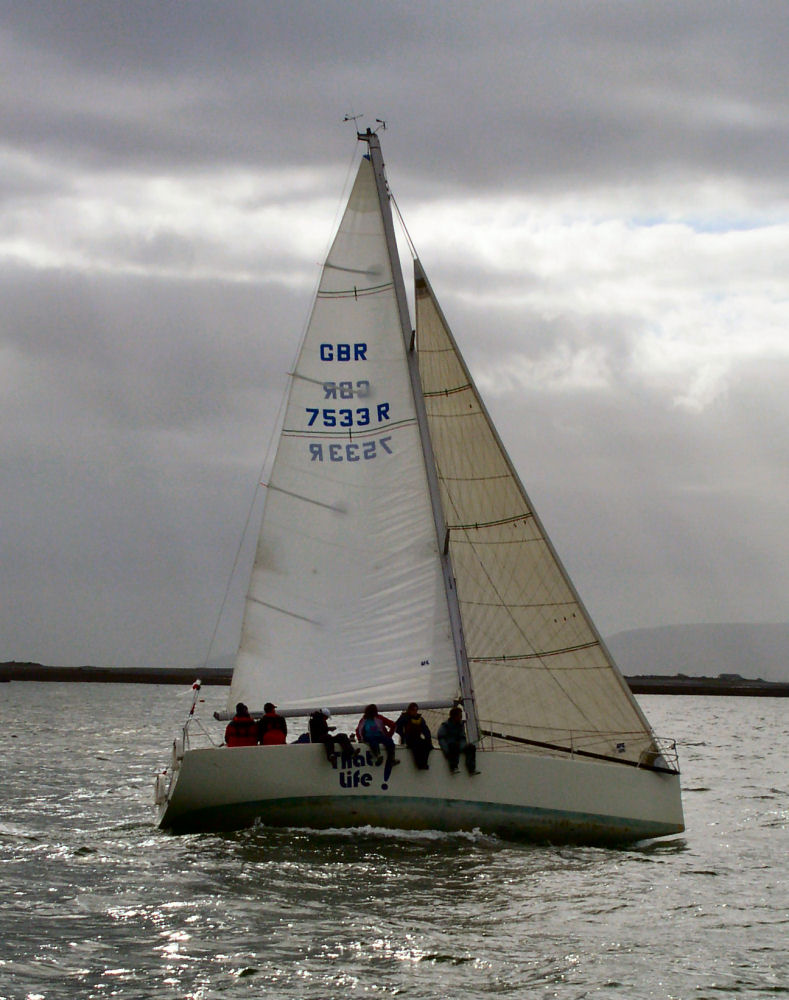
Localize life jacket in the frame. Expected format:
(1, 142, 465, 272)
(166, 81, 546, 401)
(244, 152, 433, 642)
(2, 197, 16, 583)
(225, 714, 258, 747)
(357, 713, 393, 742)
(362, 717, 384, 742)
(259, 712, 287, 745)
(402, 714, 427, 742)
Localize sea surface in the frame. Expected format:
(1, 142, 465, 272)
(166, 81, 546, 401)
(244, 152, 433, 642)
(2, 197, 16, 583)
(0, 683, 786, 1000)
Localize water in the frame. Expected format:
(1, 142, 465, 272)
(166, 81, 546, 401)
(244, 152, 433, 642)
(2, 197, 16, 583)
(0, 683, 786, 999)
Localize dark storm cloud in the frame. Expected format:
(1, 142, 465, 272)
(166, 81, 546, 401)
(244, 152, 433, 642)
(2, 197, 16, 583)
(2, 2, 787, 188)
(1, 1, 787, 669)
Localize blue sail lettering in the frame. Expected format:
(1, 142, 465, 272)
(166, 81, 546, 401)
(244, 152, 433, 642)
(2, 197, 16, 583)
(305, 405, 388, 428)
(319, 343, 368, 361)
(323, 380, 371, 399)
(308, 436, 394, 462)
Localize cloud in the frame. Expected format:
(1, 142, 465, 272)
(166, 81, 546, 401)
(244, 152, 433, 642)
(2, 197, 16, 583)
(1, 2, 787, 670)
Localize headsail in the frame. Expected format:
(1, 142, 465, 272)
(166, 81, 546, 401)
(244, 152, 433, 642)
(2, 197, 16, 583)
(414, 261, 658, 766)
(229, 158, 459, 713)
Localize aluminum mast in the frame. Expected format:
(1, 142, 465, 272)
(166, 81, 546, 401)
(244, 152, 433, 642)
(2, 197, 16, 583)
(358, 127, 479, 742)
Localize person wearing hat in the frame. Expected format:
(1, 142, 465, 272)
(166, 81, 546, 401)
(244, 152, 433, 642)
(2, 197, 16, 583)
(224, 703, 258, 747)
(257, 701, 287, 745)
(308, 707, 353, 764)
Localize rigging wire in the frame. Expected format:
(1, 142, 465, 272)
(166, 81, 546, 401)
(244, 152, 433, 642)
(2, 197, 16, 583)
(391, 192, 418, 261)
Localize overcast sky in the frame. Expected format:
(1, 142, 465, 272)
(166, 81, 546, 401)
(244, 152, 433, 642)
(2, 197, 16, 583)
(2, 1, 788, 671)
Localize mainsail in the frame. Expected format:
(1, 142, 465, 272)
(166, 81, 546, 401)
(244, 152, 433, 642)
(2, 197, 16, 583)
(229, 157, 459, 712)
(414, 262, 658, 766)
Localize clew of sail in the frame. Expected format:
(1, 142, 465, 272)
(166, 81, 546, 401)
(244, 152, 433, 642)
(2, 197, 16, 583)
(228, 158, 459, 715)
(414, 261, 658, 766)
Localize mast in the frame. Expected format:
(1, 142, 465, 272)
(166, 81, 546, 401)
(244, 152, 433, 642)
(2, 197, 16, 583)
(358, 128, 479, 742)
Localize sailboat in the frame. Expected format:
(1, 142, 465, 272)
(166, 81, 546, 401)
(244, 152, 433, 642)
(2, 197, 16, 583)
(155, 128, 684, 843)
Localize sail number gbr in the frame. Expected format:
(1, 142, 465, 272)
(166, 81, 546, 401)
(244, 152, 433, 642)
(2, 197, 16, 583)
(308, 342, 394, 461)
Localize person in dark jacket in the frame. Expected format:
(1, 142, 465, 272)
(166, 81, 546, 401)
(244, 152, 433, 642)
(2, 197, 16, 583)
(395, 702, 432, 769)
(437, 707, 479, 774)
(308, 708, 353, 764)
(224, 703, 258, 747)
(257, 702, 287, 745)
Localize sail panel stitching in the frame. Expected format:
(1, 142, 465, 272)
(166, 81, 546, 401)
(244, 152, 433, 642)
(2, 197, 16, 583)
(470, 641, 600, 662)
(423, 383, 472, 398)
(441, 473, 512, 483)
(318, 281, 392, 299)
(282, 417, 416, 439)
(462, 598, 577, 610)
(448, 514, 532, 530)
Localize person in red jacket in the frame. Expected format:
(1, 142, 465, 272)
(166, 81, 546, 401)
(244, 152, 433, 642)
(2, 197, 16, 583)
(224, 703, 258, 747)
(257, 702, 287, 745)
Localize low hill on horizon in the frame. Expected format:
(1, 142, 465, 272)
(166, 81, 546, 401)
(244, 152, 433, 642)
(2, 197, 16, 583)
(606, 622, 789, 683)
(4, 623, 788, 685)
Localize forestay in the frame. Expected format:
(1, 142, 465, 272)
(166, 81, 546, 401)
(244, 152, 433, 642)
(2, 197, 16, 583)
(229, 159, 460, 713)
(414, 262, 658, 766)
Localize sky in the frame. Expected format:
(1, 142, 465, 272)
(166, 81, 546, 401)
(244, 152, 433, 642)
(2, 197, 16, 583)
(1, 1, 788, 671)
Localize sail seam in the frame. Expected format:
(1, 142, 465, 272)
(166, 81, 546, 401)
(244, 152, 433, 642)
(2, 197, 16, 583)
(282, 418, 416, 439)
(448, 514, 532, 530)
(452, 537, 541, 547)
(418, 343, 459, 354)
(462, 599, 577, 610)
(423, 383, 472, 398)
(318, 282, 393, 299)
(470, 642, 599, 662)
(441, 473, 512, 483)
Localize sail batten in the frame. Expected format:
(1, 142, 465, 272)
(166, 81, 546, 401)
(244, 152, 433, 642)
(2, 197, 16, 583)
(317, 282, 393, 299)
(470, 643, 600, 661)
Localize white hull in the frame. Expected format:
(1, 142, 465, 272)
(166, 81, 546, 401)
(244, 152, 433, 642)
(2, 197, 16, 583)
(156, 744, 684, 844)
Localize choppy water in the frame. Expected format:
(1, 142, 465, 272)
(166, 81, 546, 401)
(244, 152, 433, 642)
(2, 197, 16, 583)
(0, 683, 786, 999)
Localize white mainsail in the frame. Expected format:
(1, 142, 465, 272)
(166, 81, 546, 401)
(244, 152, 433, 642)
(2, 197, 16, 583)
(229, 158, 459, 713)
(414, 262, 657, 766)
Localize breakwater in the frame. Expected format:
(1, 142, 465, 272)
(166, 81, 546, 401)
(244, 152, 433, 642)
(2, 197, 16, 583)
(0, 662, 231, 685)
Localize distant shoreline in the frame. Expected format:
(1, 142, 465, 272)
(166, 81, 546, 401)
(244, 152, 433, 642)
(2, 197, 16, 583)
(0, 663, 232, 685)
(625, 675, 789, 696)
(2, 662, 788, 696)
